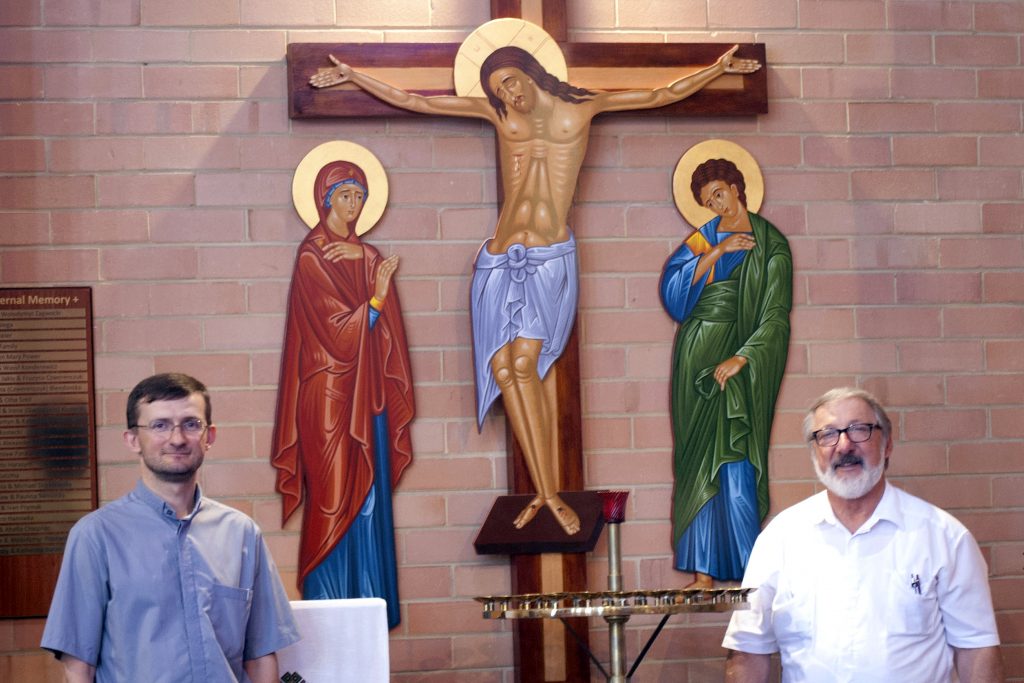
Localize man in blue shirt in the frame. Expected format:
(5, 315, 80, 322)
(42, 373, 300, 682)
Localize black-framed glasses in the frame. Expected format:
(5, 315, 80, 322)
(133, 417, 207, 438)
(810, 422, 880, 447)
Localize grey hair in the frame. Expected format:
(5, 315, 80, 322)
(802, 387, 892, 444)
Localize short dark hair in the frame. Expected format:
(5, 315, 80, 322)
(126, 373, 211, 429)
(479, 46, 594, 119)
(690, 158, 748, 208)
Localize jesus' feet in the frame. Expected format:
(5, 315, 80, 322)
(513, 495, 544, 529)
(545, 495, 580, 535)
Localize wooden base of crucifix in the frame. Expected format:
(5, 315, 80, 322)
(506, 326, 593, 682)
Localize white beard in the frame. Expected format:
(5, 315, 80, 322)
(814, 454, 885, 500)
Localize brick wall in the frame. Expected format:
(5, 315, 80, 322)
(1, 1, 1022, 681)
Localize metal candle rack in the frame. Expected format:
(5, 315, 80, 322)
(474, 491, 753, 682)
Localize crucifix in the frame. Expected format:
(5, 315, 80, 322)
(286, 2, 766, 681)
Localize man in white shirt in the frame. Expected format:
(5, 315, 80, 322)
(723, 387, 1004, 682)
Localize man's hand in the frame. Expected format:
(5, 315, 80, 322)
(719, 45, 761, 75)
(309, 54, 353, 89)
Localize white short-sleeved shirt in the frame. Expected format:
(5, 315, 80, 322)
(722, 483, 1000, 683)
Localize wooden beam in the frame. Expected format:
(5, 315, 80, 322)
(287, 42, 767, 119)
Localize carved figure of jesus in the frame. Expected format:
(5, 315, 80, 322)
(311, 44, 760, 535)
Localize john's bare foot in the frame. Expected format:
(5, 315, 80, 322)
(546, 495, 580, 535)
(685, 572, 714, 590)
(513, 495, 544, 529)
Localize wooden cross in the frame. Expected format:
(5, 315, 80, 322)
(286, 3, 766, 681)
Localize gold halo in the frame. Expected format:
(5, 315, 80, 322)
(673, 139, 764, 229)
(454, 18, 567, 98)
(292, 141, 388, 236)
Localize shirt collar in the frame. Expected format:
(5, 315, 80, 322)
(131, 479, 203, 521)
(813, 480, 902, 533)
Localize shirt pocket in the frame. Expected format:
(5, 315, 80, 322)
(208, 583, 253, 659)
(771, 589, 814, 645)
(886, 569, 939, 635)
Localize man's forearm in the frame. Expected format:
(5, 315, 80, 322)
(60, 653, 96, 683)
(244, 652, 280, 683)
(954, 645, 1005, 683)
(724, 649, 771, 683)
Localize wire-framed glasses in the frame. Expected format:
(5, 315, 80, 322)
(810, 422, 880, 448)
(134, 417, 207, 439)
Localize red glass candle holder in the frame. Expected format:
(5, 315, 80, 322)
(598, 490, 629, 523)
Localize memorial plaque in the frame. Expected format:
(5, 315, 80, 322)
(0, 287, 97, 618)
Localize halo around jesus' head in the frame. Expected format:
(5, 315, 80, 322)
(292, 140, 388, 236)
(454, 18, 567, 98)
(673, 139, 765, 230)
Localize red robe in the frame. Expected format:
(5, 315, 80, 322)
(271, 223, 414, 587)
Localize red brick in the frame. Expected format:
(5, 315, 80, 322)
(941, 237, 1024, 269)
(96, 173, 194, 208)
(852, 170, 935, 201)
(143, 65, 239, 99)
(1, 212, 49, 246)
(896, 271, 981, 304)
(894, 203, 982, 234)
(805, 202, 894, 235)
(759, 102, 847, 134)
(153, 353, 251, 386)
(993, 410, 1024, 439)
(898, 341, 985, 373)
(50, 137, 145, 173)
(0, 28, 91, 62)
(708, 0, 797, 28)
(405, 529, 481, 565)
(805, 273, 895, 306)
(95, 102, 192, 135)
(766, 170, 850, 201)
(804, 135, 890, 167)
(980, 136, 1024, 168)
(847, 33, 933, 64)
(936, 35, 1019, 66)
(0, 139, 44, 172)
(388, 636, 455, 673)
(0, 174, 94, 209)
(855, 306, 941, 339)
(792, 306, 855, 340)
(799, 0, 885, 29)
(0, 65, 43, 99)
(150, 209, 246, 243)
(400, 456, 495, 492)
(100, 246, 198, 280)
(945, 305, 1024, 338)
(807, 341, 898, 374)
(937, 103, 1021, 134)
(982, 203, 1024, 233)
(887, 1, 973, 30)
(197, 245, 294, 279)
(893, 136, 977, 167)
(0, 3, 40, 24)
(103, 317, 202, 352)
(190, 29, 286, 62)
(891, 67, 978, 99)
(852, 236, 939, 269)
(143, 136, 241, 171)
(987, 341, 1024, 371)
(140, 0, 239, 26)
(903, 408, 987, 442)
(44, 65, 143, 98)
(1, 248, 98, 282)
(978, 69, 1024, 99)
(52, 210, 148, 244)
(43, 0, 139, 25)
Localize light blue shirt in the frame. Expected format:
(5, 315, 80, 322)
(41, 480, 299, 682)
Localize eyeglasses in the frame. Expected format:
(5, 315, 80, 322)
(133, 417, 208, 438)
(810, 422, 880, 447)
